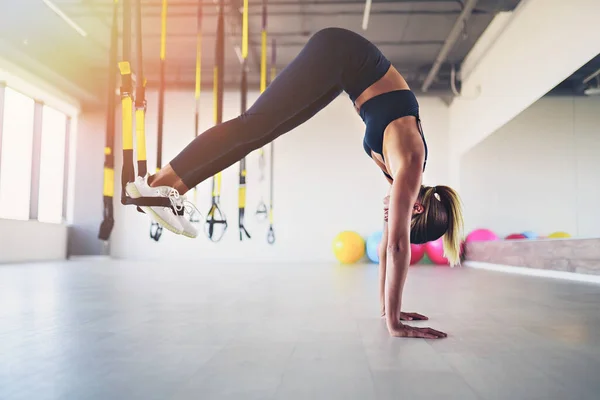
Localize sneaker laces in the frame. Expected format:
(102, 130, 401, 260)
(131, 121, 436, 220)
(166, 191, 203, 221)
(155, 186, 185, 213)
(180, 198, 203, 221)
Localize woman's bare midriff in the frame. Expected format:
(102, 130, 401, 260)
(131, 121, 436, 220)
(353, 65, 410, 113)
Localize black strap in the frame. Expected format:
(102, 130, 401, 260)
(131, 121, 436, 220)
(149, 0, 168, 242)
(267, 38, 276, 245)
(205, 0, 228, 242)
(98, 0, 119, 242)
(120, 0, 135, 206)
(190, 1, 202, 224)
(238, 51, 251, 240)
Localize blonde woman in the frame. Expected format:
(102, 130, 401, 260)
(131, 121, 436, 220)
(126, 27, 464, 339)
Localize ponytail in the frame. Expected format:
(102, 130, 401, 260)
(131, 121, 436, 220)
(434, 185, 464, 267)
(410, 184, 464, 267)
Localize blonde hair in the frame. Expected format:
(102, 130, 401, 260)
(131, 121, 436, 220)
(410, 185, 464, 266)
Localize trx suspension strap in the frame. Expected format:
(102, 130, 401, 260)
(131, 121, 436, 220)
(237, 0, 251, 241)
(255, 0, 268, 222)
(120, 0, 180, 214)
(149, 0, 168, 241)
(98, 0, 119, 242)
(189, 0, 203, 224)
(204, 0, 228, 242)
(267, 39, 276, 244)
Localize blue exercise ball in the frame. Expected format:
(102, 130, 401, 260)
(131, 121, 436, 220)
(521, 231, 538, 239)
(366, 231, 383, 263)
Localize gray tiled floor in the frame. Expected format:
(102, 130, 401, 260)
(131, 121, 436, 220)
(1, 259, 599, 400)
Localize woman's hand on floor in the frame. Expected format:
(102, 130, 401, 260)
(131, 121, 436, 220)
(399, 311, 428, 321)
(388, 322, 447, 339)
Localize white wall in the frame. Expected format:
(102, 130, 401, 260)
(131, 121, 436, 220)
(448, 0, 600, 187)
(106, 90, 449, 262)
(68, 111, 107, 256)
(0, 219, 67, 263)
(460, 96, 600, 239)
(0, 58, 80, 264)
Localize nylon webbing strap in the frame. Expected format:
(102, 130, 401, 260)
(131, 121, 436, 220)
(135, 0, 148, 180)
(190, 1, 203, 223)
(98, 0, 119, 242)
(255, 0, 269, 222)
(267, 38, 276, 244)
(119, 0, 135, 206)
(238, 0, 251, 241)
(205, 0, 228, 242)
(149, 0, 168, 242)
(119, 0, 177, 214)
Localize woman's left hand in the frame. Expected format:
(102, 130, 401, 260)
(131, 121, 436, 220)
(400, 312, 428, 321)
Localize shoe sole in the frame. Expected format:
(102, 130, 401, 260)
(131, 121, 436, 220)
(125, 183, 184, 235)
(182, 231, 198, 239)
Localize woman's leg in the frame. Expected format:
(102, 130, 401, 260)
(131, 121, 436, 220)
(172, 86, 342, 191)
(153, 29, 347, 192)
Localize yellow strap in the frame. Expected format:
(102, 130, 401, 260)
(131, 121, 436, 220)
(103, 168, 115, 197)
(135, 109, 147, 161)
(118, 61, 131, 75)
(160, 0, 167, 61)
(242, 0, 249, 59)
(238, 186, 246, 208)
(121, 97, 133, 150)
(104, 147, 112, 155)
(118, 61, 133, 150)
(260, 30, 267, 93)
(212, 172, 222, 196)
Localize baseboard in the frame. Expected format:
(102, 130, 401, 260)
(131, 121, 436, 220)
(463, 261, 600, 284)
(68, 255, 112, 261)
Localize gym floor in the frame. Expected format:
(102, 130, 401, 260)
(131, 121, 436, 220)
(1, 260, 599, 400)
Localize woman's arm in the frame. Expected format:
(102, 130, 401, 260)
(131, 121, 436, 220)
(384, 161, 419, 332)
(384, 160, 447, 339)
(378, 212, 389, 317)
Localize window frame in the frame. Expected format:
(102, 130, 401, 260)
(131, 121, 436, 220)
(0, 65, 80, 224)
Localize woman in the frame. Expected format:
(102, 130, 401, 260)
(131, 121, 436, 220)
(126, 27, 464, 339)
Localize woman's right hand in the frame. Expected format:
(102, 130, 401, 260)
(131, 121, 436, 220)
(388, 322, 447, 339)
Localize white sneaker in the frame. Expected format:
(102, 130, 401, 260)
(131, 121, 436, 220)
(175, 194, 200, 238)
(125, 175, 184, 235)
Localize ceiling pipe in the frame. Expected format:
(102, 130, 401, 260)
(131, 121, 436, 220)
(421, 0, 479, 92)
(362, 0, 373, 30)
(582, 67, 600, 84)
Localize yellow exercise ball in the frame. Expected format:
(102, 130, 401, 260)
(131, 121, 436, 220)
(332, 231, 365, 264)
(548, 231, 571, 239)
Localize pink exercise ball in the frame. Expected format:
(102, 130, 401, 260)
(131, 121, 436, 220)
(466, 228, 498, 243)
(410, 244, 426, 265)
(424, 238, 449, 265)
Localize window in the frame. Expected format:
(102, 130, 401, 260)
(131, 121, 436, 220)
(0, 87, 35, 220)
(38, 105, 67, 223)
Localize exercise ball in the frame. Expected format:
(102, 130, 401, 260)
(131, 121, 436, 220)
(424, 238, 448, 265)
(466, 228, 498, 243)
(410, 243, 426, 265)
(332, 231, 365, 264)
(505, 233, 527, 240)
(521, 231, 538, 239)
(548, 231, 571, 239)
(366, 231, 383, 263)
